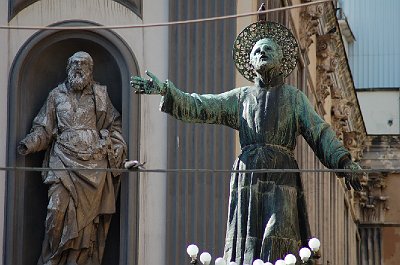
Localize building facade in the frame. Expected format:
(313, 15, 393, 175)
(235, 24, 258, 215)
(0, 0, 370, 264)
(343, 0, 400, 264)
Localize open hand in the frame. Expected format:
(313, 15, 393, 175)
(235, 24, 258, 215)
(340, 160, 363, 191)
(130, 71, 166, 95)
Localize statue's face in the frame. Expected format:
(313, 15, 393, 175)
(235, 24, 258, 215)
(250, 38, 283, 73)
(67, 54, 93, 91)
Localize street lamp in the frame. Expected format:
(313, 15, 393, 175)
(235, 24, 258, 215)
(200, 252, 212, 265)
(274, 260, 285, 265)
(299, 247, 311, 263)
(215, 257, 227, 265)
(252, 259, 264, 265)
(187, 244, 199, 264)
(284, 254, 296, 265)
(186, 238, 321, 265)
(308, 238, 321, 252)
(308, 237, 321, 260)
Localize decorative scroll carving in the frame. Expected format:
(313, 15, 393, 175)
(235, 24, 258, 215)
(317, 74, 333, 100)
(320, 3, 367, 163)
(355, 136, 400, 223)
(330, 80, 342, 99)
(317, 34, 338, 73)
(343, 131, 364, 161)
(331, 98, 350, 139)
(316, 34, 338, 116)
(355, 172, 388, 223)
(299, 1, 324, 51)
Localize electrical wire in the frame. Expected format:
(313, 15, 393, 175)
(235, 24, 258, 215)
(0, 166, 395, 174)
(0, 0, 334, 31)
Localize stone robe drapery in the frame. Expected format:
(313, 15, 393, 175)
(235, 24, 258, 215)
(160, 80, 349, 264)
(20, 83, 126, 265)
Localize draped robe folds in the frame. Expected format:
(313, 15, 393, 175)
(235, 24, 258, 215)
(160, 79, 349, 264)
(20, 83, 127, 265)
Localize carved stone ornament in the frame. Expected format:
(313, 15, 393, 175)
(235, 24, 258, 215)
(331, 98, 351, 139)
(343, 131, 364, 161)
(316, 34, 338, 73)
(315, 72, 332, 116)
(330, 81, 342, 99)
(316, 34, 339, 115)
(355, 172, 388, 223)
(299, 0, 324, 51)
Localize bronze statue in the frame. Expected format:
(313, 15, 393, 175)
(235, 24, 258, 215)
(18, 51, 127, 265)
(131, 21, 362, 264)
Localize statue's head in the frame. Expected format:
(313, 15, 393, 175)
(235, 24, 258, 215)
(249, 38, 283, 75)
(66, 51, 94, 91)
(233, 21, 298, 82)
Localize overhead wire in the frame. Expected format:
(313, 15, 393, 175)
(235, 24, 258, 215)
(0, 0, 334, 30)
(0, 166, 395, 175)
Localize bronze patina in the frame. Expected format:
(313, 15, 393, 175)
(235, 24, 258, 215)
(18, 51, 127, 265)
(131, 21, 362, 264)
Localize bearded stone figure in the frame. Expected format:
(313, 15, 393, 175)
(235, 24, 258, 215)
(131, 21, 363, 264)
(18, 51, 127, 265)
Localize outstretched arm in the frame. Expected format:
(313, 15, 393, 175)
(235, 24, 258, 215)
(131, 71, 240, 129)
(297, 90, 362, 191)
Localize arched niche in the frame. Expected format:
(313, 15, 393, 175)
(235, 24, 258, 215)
(5, 21, 140, 265)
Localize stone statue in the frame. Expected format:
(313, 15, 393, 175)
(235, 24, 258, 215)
(131, 21, 363, 264)
(18, 51, 127, 265)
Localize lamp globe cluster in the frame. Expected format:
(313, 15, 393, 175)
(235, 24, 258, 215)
(187, 238, 320, 265)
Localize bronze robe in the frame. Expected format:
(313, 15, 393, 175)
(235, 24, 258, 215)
(21, 83, 126, 265)
(160, 79, 349, 264)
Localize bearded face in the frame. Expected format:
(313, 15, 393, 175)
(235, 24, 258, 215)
(67, 56, 93, 91)
(250, 38, 283, 75)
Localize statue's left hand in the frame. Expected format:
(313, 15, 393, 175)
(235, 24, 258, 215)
(17, 142, 29, 155)
(130, 71, 166, 95)
(340, 160, 363, 191)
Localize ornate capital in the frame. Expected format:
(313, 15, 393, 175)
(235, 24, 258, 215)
(317, 34, 338, 73)
(299, 2, 324, 51)
(355, 172, 388, 223)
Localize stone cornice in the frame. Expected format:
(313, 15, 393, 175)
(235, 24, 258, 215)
(302, 2, 369, 223)
(319, 3, 367, 161)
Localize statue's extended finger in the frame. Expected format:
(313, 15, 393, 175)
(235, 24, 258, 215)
(145, 70, 160, 83)
(131, 76, 146, 83)
(134, 89, 145, 94)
